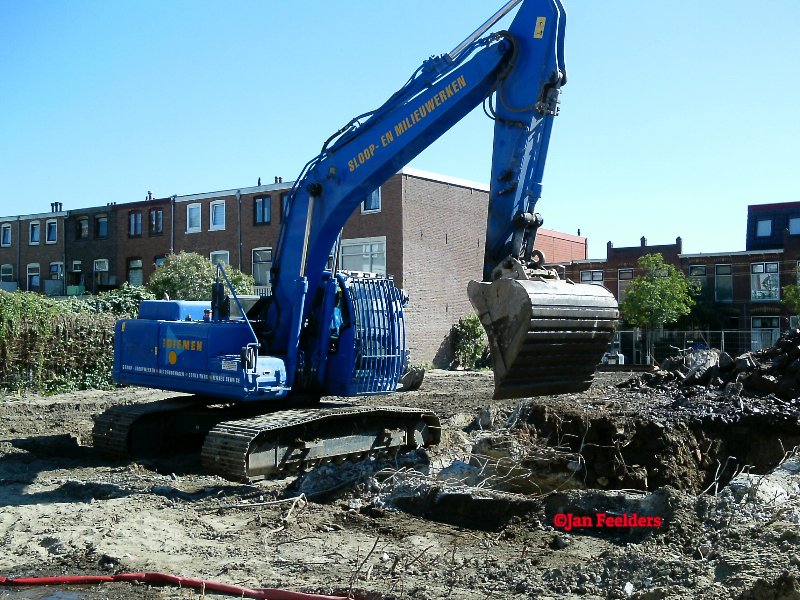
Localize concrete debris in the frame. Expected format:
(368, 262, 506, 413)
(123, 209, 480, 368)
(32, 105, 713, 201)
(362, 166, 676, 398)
(621, 328, 800, 399)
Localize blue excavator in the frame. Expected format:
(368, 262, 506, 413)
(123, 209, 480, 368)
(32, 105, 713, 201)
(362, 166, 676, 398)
(94, 0, 619, 481)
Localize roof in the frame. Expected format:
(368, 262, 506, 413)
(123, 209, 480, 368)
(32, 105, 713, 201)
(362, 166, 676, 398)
(399, 167, 490, 192)
(749, 201, 800, 212)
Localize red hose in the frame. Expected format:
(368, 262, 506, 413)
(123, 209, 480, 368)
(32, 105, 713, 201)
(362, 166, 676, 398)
(0, 572, 348, 600)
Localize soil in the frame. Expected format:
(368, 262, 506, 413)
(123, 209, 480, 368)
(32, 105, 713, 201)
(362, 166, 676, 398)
(1, 370, 800, 600)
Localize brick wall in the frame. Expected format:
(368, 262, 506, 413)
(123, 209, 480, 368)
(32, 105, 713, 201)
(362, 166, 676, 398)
(116, 198, 172, 286)
(400, 173, 488, 366)
(341, 175, 404, 286)
(534, 227, 586, 263)
(15, 213, 67, 293)
(66, 205, 118, 294)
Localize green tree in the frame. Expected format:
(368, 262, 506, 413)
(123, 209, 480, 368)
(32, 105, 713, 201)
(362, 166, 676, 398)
(619, 253, 695, 363)
(146, 251, 254, 301)
(781, 266, 800, 321)
(674, 283, 735, 331)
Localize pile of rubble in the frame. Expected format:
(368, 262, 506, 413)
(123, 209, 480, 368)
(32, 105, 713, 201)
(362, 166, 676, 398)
(619, 328, 800, 399)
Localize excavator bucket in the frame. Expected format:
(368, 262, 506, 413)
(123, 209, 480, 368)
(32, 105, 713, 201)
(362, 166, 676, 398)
(468, 278, 619, 400)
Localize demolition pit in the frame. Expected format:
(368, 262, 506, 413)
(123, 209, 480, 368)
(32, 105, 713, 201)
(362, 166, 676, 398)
(3, 334, 800, 599)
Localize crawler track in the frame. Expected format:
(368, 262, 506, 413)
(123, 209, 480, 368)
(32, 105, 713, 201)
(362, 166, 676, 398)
(93, 399, 440, 482)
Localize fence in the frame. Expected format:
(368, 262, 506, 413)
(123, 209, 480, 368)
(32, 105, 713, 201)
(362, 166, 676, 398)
(611, 328, 781, 366)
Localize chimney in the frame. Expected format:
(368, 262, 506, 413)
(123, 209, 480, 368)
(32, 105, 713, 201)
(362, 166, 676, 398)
(147, 191, 153, 201)
(676, 236, 683, 253)
(607, 241, 613, 259)
(640, 236, 647, 247)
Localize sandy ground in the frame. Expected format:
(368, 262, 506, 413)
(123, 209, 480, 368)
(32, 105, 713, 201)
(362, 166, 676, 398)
(1, 370, 800, 600)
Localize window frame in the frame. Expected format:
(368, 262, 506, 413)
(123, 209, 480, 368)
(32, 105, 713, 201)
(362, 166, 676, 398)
(45, 219, 58, 244)
(361, 188, 381, 214)
(128, 210, 142, 237)
(618, 268, 634, 301)
(1, 224, 11, 247)
(790, 217, 800, 236)
(94, 214, 108, 239)
(49, 262, 63, 280)
(209, 250, 229, 266)
(127, 258, 144, 286)
(27, 263, 40, 291)
(579, 269, 604, 284)
(254, 195, 271, 226)
(339, 235, 387, 276)
(209, 200, 226, 231)
(93, 259, 109, 272)
(186, 203, 202, 233)
(149, 207, 163, 236)
(29, 221, 40, 245)
(281, 193, 291, 222)
(76, 216, 89, 240)
(1, 264, 13, 282)
(756, 219, 772, 237)
(715, 263, 733, 302)
(252, 247, 273, 287)
(750, 261, 780, 302)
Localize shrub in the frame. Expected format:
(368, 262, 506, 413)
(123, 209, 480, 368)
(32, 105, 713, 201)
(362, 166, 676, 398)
(451, 312, 487, 370)
(147, 251, 254, 301)
(0, 291, 117, 392)
(62, 283, 155, 318)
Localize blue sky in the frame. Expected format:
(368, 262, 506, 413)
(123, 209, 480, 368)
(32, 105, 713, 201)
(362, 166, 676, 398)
(1, 0, 798, 257)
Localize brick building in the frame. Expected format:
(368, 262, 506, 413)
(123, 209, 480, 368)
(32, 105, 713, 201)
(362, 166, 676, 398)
(0, 203, 68, 294)
(65, 203, 119, 295)
(560, 223, 800, 362)
(0, 169, 587, 365)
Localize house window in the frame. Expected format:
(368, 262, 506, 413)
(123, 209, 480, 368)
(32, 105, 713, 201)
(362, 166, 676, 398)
(689, 265, 707, 288)
(128, 210, 142, 237)
(1, 224, 11, 247)
(715, 264, 733, 302)
(756, 219, 772, 237)
(362, 188, 381, 213)
(149, 208, 163, 235)
(751, 262, 780, 301)
(76, 217, 89, 240)
(29, 222, 40, 245)
(1, 264, 13, 282)
(790, 218, 800, 235)
(254, 196, 271, 225)
(27, 264, 40, 292)
(618, 268, 634, 301)
(210, 251, 229, 265)
(752, 316, 781, 351)
(579, 270, 603, 284)
(128, 258, 143, 286)
(210, 201, 225, 230)
(49, 262, 63, 280)
(281, 193, 291, 221)
(154, 256, 166, 267)
(340, 236, 386, 275)
(252, 248, 273, 287)
(187, 203, 201, 233)
(94, 259, 109, 286)
(95, 214, 108, 238)
(45, 220, 57, 244)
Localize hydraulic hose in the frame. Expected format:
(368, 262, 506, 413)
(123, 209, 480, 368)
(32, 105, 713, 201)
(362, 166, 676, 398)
(0, 572, 347, 600)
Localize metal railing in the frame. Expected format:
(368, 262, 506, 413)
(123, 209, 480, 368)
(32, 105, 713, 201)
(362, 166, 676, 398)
(611, 329, 779, 365)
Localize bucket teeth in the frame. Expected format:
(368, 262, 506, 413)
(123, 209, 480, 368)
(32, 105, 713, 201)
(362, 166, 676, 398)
(468, 278, 619, 399)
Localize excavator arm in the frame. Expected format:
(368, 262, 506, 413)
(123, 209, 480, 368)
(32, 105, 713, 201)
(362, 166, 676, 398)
(265, 0, 618, 399)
